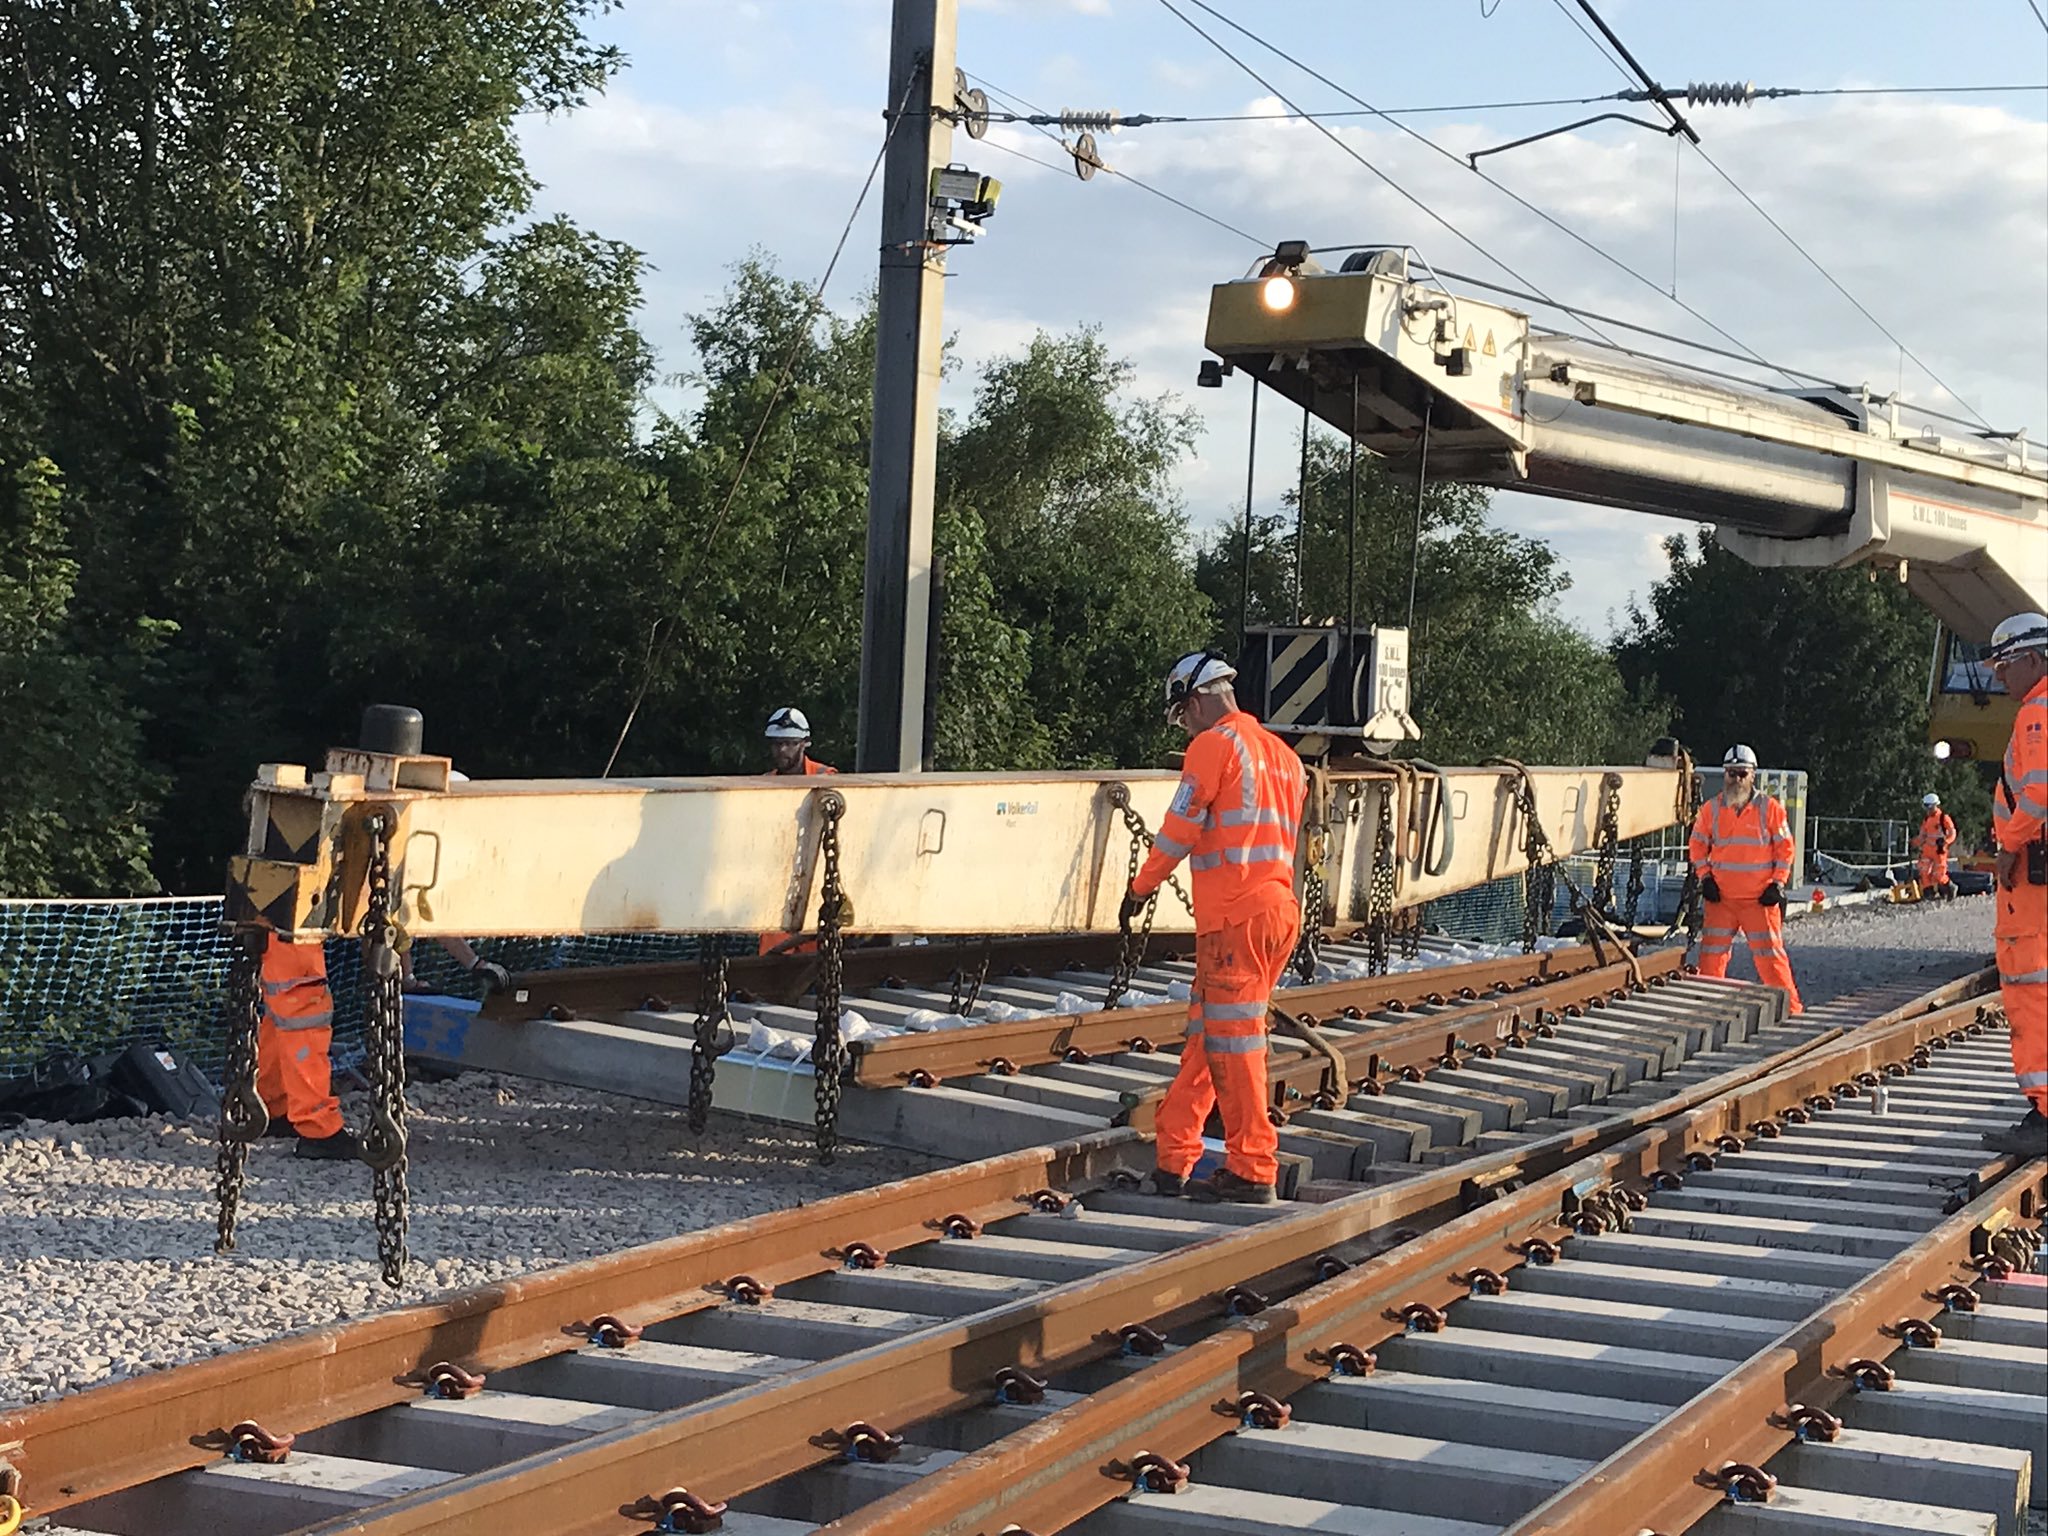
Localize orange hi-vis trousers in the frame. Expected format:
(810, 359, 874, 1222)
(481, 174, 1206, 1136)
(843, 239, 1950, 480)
(257, 938, 345, 1139)
(1696, 897, 1804, 1015)
(1994, 882, 2047, 1117)
(1155, 894, 1300, 1187)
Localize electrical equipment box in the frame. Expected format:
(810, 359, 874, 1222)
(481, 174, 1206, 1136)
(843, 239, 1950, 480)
(1238, 625, 1421, 750)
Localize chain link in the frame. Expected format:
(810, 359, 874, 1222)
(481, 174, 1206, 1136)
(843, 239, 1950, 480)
(213, 930, 268, 1255)
(1291, 848, 1326, 984)
(358, 813, 411, 1289)
(1366, 786, 1396, 976)
(948, 943, 990, 1018)
(689, 940, 729, 1133)
(1104, 802, 1159, 1011)
(811, 794, 846, 1164)
(1591, 776, 1622, 914)
(1623, 836, 1647, 928)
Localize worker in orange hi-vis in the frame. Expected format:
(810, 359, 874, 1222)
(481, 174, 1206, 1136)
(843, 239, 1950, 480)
(1983, 611, 2048, 1157)
(1687, 744, 1803, 1015)
(257, 935, 355, 1159)
(760, 706, 839, 957)
(1125, 652, 1307, 1205)
(1917, 792, 1958, 899)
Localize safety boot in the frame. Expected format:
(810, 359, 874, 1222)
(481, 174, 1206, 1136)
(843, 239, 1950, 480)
(1148, 1168, 1187, 1197)
(1982, 1107, 2048, 1158)
(295, 1128, 362, 1161)
(1188, 1168, 1277, 1205)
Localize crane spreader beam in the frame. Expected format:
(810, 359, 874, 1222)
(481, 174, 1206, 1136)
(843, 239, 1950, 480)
(226, 748, 1685, 942)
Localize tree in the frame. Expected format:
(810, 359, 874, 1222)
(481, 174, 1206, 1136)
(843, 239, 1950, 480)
(943, 330, 1215, 770)
(1615, 532, 1990, 833)
(1197, 436, 1664, 764)
(0, 0, 625, 889)
(0, 453, 165, 894)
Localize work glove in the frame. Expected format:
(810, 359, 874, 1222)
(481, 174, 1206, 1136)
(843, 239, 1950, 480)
(1758, 881, 1784, 909)
(1119, 887, 1149, 929)
(1700, 873, 1723, 904)
(469, 959, 513, 994)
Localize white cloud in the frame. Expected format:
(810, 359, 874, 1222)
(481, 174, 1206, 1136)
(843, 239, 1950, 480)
(520, 73, 2046, 634)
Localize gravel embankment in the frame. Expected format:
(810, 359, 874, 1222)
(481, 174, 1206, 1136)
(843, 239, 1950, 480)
(1737, 889, 1997, 1005)
(0, 1077, 938, 1407)
(0, 894, 2007, 1409)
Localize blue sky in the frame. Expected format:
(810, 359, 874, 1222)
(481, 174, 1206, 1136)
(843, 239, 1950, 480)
(520, 0, 2048, 634)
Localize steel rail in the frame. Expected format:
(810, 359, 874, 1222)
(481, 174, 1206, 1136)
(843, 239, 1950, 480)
(812, 994, 2027, 1534)
(283, 990, 2001, 1536)
(1505, 1160, 2048, 1536)
(855, 945, 1633, 1089)
(0, 1132, 1138, 1515)
(0, 948, 1707, 1518)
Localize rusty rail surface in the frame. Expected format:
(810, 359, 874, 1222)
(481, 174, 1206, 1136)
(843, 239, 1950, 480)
(851, 945, 1623, 1089)
(812, 994, 2028, 1535)
(279, 992, 2002, 1536)
(0, 1132, 1137, 1515)
(1505, 1159, 2048, 1536)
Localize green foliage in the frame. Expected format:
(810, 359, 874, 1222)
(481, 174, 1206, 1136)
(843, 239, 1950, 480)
(1196, 440, 1664, 764)
(1615, 532, 1989, 833)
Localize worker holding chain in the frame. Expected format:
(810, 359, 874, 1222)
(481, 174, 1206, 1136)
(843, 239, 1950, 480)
(1917, 792, 1957, 899)
(1687, 745, 1803, 1015)
(1983, 612, 2048, 1156)
(1125, 652, 1306, 1204)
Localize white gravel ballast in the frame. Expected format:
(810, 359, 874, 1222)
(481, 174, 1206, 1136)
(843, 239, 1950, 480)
(0, 895, 2000, 1409)
(0, 1075, 937, 1408)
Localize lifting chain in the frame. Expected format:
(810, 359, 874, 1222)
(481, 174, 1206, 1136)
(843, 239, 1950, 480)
(359, 812, 412, 1288)
(689, 941, 729, 1134)
(1399, 906, 1423, 961)
(948, 943, 990, 1018)
(1365, 785, 1396, 976)
(1103, 790, 1193, 1011)
(811, 793, 847, 1164)
(1590, 775, 1623, 915)
(1623, 836, 1647, 928)
(1493, 763, 1553, 955)
(1291, 767, 1331, 984)
(213, 929, 269, 1256)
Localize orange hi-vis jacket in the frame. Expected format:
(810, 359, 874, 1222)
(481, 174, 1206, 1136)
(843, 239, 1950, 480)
(1134, 710, 1307, 933)
(261, 937, 335, 1030)
(1920, 808, 1957, 858)
(1995, 677, 2048, 868)
(1687, 791, 1794, 898)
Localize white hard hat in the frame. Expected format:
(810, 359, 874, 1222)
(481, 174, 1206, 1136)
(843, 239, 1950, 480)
(1986, 611, 2048, 664)
(1164, 651, 1237, 719)
(1922, 792, 1940, 808)
(764, 706, 811, 740)
(1722, 744, 1758, 768)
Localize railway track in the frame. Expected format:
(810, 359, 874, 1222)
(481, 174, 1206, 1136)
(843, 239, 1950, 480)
(3, 969, 2038, 1536)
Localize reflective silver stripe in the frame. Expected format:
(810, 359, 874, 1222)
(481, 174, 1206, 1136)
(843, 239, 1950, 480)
(1702, 927, 1737, 938)
(1218, 808, 1289, 828)
(1202, 1032, 1267, 1055)
(1710, 858, 1779, 872)
(1190, 844, 1292, 871)
(1205, 1000, 1268, 1022)
(260, 976, 325, 997)
(1711, 834, 1772, 848)
(2013, 768, 2048, 789)
(1154, 832, 1193, 859)
(2000, 965, 2048, 985)
(268, 1008, 334, 1031)
(1214, 723, 1260, 819)
(2018, 1070, 2048, 1089)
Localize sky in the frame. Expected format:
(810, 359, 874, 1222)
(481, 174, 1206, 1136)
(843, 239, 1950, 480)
(518, 0, 2048, 636)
